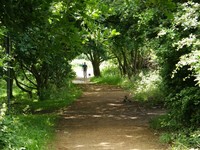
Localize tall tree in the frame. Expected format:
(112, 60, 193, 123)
(80, 0, 119, 77)
(105, 0, 156, 78)
(0, 0, 85, 100)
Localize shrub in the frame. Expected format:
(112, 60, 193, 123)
(166, 87, 200, 127)
(122, 70, 164, 105)
(171, 129, 200, 150)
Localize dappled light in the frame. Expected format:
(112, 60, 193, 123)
(1, 0, 199, 149)
(52, 83, 167, 149)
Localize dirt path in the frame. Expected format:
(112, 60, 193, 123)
(51, 82, 168, 150)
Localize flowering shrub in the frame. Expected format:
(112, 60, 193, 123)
(122, 70, 163, 103)
(172, 2, 200, 85)
(155, 2, 200, 149)
(158, 2, 200, 86)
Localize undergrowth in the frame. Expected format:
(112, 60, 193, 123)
(150, 115, 200, 150)
(150, 87, 200, 150)
(11, 83, 81, 114)
(0, 112, 56, 150)
(0, 79, 81, 150)
(121, 70, 164, 105)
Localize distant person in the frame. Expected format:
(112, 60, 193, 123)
(82, 62, 88, 79)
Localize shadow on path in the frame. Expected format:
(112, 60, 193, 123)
(50, 82, 168, 150)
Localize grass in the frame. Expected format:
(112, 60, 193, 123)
(91, 75, 122, 85)
(0, 79, 81, 150)
(90, 66, 123, 85)
(9, 83, 82, 114)
(11, 114, 56, 150)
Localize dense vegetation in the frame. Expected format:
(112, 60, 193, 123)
(0, 0, 199, 149)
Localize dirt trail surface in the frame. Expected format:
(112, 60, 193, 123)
(51, 81, 168, 150)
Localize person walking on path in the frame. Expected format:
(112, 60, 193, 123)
(82, 62, 88, 80)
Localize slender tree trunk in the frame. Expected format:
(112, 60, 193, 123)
(116, 56, 124, 76)
(133, 49, 138, 75)
(121, 48, 129, 77)
(9, 69, 14, 98)
(14, 75, 32, 98)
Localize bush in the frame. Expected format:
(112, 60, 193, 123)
(0, 79, 6, 101)
(166, 87, 200, 127)
(122, 70, 164, 105)
(150, 115, 200, 149)
(171, 129, 200, 150)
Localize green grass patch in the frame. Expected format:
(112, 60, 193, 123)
(91, 75, 122, 85)
(11, 84, 81, 114)
(18, 114, 56, 150)
(0, 114, 56, 150)
(91, 66, 122, 85)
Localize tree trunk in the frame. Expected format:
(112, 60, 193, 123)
(86, 49, 101, 77)
(9, 69, 14, 98)
(92, 59, 101, 77)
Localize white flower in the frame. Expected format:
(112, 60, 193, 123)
(157, 29, 167, 38)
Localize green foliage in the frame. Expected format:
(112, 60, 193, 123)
(122, 70, 164, 104)
(166, 87, 200, 127)
(33, 84, 81, 113)
(171, 2, 200, 86)
(15, 115, 56, 150)
(0, 111, 56, 150)
(80, 0, 121, 77)
(155, 1, 200, 88)
(106, 0, 159, 78)
(1, 0, 199, 149)
(13, 13, 79, 99)
(0, 0, 53, 32)
(0, 80, 80, 149)
(156, 1, 200, 90)
(159, 133, 173, 144)
(150, 115, 200, 149)
(11, 83, 81, 114)
(0, 0, 84, 100)
(160, 129, 200, 150)
(0, 80, 6, 101)
(152, 4, 200, 149)
(149, 115, 169, 131)
(170, 129, 200, 150)
(150, 87, 200, 149)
